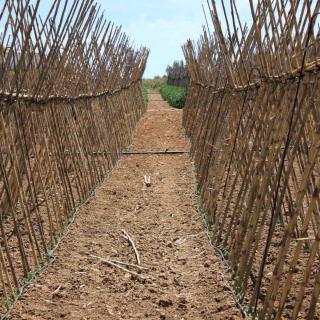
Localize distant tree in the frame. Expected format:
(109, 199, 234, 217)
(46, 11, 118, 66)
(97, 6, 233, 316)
(166, 60, 189, 88)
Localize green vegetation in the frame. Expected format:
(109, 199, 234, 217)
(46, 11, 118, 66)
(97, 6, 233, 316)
(142, 85, 148, 103)
(142, 76, 167, 90)
(159, 84, 187, 109)
(142, 76, 188, 108)
(142, 76, 167, 104)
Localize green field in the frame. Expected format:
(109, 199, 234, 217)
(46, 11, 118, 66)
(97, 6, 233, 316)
(159, 84, 187, 109)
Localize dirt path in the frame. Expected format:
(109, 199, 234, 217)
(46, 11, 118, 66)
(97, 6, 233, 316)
(8, 92, 242, 320)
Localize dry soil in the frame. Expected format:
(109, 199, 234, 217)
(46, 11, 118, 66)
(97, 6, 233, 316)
(8, 91, 242, 320)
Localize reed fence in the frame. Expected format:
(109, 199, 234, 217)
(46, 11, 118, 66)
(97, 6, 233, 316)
(183, 0, 320, 319)
(0, 0, 148, 312)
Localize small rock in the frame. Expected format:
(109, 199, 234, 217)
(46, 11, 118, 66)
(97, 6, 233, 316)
(105, 307, 113, 316)
(124, 273, 131, 280)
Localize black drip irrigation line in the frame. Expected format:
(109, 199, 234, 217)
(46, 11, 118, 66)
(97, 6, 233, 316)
(122, 150, 190, 155)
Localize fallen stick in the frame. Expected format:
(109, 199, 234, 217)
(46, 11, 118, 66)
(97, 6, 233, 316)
(52, 285, 62, 296)
(102, 257, 147, 270)
(121, 230, 141, 266)
(90, 255, 146, 282)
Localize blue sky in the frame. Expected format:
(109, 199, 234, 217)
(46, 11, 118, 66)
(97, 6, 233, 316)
(102, 0, 205, 78)
(0, 0, 255, 78)
(99, 0, 255, 78)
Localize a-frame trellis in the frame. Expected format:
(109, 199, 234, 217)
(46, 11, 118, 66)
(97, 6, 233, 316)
(183, 0, 320, 318)
(0, 0, 148, 312)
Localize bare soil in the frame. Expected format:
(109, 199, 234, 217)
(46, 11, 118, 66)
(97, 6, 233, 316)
(8, 92, 242, 320)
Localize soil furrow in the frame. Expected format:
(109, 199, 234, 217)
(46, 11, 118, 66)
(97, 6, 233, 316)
(8, 92, 242, 320)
